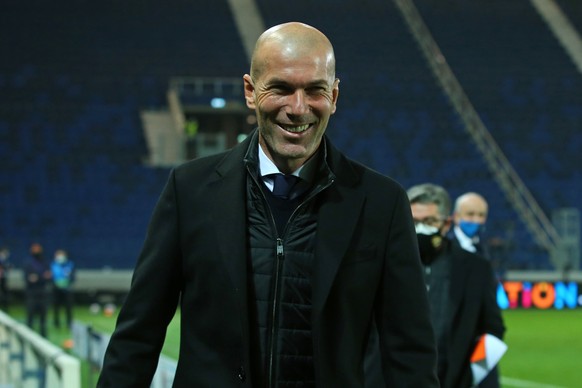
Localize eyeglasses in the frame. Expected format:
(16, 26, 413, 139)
(413, 217, 444, 228)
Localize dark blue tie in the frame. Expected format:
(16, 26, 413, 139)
(272, 174, 299, 200)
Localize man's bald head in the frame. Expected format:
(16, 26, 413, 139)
(250, 22, 336, 81)
(453, 192, 488, 225)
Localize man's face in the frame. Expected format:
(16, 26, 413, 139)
(243, 48, 339, 172)
(411, 202, 450, 236)
(454, 196, 488, 226)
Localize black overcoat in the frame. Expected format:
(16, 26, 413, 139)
(98, 131, 439, 387)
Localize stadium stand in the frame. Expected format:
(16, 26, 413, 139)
(413, 0, 582, 268)
(0, 0, 246, 268)
(255, 0, 581, 270)
(0, 0, 580, 273)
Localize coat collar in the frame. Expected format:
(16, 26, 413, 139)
(311, 135, 365, 318)
(210, 129, 365, 318)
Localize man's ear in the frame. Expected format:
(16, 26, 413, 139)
(330, 77, 340, 114)
(441, 216, 453, 236)
(452, 211, 460, 225)
(243, 74, 256, 109)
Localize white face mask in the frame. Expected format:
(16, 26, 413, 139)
(55, 254, 67, 263)
(415, 223, 439, 236)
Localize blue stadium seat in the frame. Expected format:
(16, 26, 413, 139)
(0, 0, 579, 270)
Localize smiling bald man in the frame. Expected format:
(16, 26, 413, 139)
(98, 22, 438, 387)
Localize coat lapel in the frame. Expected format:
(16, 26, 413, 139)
(209, 167, 248, 293)
(208, 133, 255, 297)
(312, 140, 365, 320)
(207, 138, 252, 360)
(312, 185, 365, 318)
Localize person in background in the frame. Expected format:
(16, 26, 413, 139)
(0, 246, 12, 311)
(452, 191, 504, 387)
(51, 249, 75, 329)
(98, 22, 438, 387)
(24, 243, 52, 337)
(407, 183, 505, 388)
(452, 192, 488, 255)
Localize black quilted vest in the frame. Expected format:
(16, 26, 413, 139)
(246, 172, 320, 388)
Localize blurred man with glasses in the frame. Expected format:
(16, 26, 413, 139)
(407, 183, 505, 388)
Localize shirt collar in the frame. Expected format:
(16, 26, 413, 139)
(258, 143, 318, 184)
(454, 225, 477, 253)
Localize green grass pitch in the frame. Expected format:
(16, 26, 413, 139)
(4, 305, 581, 387)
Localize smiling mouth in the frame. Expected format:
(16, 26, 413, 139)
(281, 124, 310, 133)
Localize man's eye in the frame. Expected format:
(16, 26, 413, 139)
(307, 86, 326, 94)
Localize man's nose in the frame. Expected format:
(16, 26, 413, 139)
(287, 90, 310, 115)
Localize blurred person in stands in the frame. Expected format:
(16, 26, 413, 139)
(0, 246, 12, 311)
(452, 192, 488, 256)
(98, 22, 438, 387)
(51, 249, 75, 329)
(24, 243, 52, 337)
(407, 183, 505, 388)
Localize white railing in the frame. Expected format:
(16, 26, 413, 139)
(0, 310, 81, 388)
(71, 321, 177, 388)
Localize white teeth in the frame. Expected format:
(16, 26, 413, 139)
(284, 124, 310, 133)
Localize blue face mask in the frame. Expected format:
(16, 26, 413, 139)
(459, 220, 481, 238)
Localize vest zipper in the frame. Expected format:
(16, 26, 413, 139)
(247, 167, 335, 387)
(267, 180, 334, 387)
(268, 238, 285, 387)
(247, 169, 288, 387)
